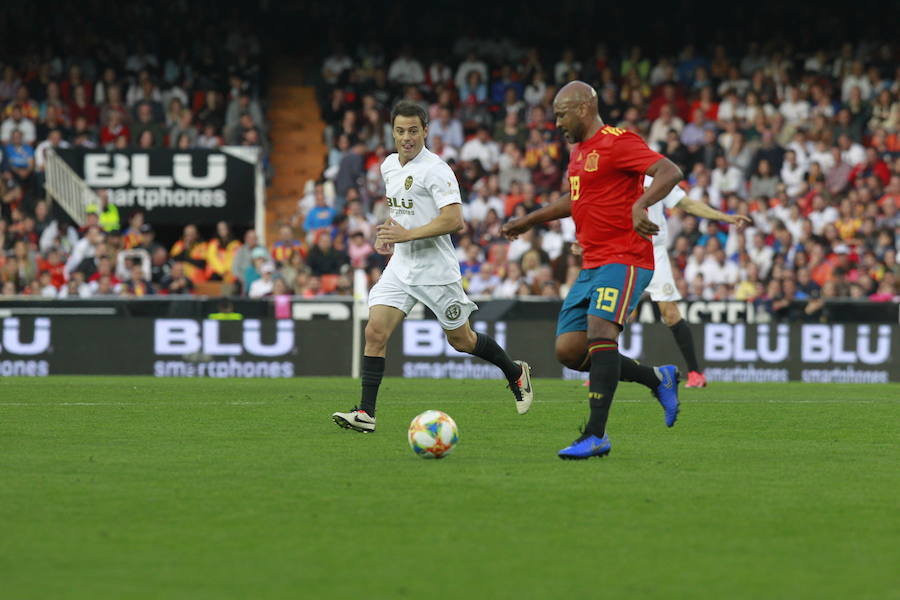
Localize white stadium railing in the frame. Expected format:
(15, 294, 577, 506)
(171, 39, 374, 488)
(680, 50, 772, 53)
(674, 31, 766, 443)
(43, 148, 100, 227)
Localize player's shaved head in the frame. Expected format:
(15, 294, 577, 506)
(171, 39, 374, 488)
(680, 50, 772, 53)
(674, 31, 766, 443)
(554, 80, 598, 112)
(553, 80, 603, 144)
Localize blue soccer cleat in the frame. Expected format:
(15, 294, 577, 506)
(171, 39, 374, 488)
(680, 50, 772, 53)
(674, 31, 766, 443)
(558, 433, 611, 460)
(653, 364, 680, 427)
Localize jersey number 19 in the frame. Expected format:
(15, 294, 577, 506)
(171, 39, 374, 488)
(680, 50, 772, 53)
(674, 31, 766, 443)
(569, 175, 581, 201)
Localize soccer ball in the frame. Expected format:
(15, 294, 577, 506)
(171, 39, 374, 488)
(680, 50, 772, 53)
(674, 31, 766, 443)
(407, 410, 459, 459)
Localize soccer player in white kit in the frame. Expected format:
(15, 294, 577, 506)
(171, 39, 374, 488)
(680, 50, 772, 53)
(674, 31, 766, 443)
(642, 175, 751, 387)
(332, 101, 534, 433)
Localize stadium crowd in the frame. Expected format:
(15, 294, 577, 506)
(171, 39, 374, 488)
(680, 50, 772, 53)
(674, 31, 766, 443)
(1, 4, 898, 311)
(304, 38, 900, 314)
(0, 2, 278, 298)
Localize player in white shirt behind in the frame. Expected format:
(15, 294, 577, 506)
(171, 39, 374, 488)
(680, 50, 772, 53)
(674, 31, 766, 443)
(640, 175, 751, 387)
(332, 101, 534, 433)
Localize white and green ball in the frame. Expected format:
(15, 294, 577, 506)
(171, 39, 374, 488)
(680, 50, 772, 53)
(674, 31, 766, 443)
(407, 410, 459, 459)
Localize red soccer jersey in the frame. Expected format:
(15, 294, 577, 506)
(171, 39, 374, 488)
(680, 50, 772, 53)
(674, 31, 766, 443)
(567, 125, 663, 270)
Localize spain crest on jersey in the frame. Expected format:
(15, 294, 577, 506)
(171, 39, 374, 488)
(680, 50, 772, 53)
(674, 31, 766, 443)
(584, 150, 599, 172)
(404, 175, 413, 190)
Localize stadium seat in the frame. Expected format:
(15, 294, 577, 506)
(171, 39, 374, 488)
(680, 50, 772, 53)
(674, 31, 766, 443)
(195, 281, 224, 297)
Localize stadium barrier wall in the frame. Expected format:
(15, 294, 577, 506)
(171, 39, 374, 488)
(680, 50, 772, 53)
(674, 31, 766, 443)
(54, 147, 262, 229)
(2, 298, 897, 322)
(1, 303, 898, 382)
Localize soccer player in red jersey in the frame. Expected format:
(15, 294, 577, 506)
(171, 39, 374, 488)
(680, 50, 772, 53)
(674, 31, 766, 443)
(504, 81, 683, 459)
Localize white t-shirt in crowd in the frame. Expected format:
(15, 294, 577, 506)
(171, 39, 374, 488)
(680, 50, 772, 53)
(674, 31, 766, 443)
(249, 276, 274, 298)
(541, 229, 564, 260)
(381, 147, 462, 285)
(645, 175, 687, 248)
(459, 137, 500, 171)
(560, 216, 576, 242)
(841, 143, 865, 166)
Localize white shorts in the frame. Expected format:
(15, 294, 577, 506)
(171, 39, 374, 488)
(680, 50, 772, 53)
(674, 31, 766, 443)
(645, 245, 683, 302)
(368, 265, 477, 330)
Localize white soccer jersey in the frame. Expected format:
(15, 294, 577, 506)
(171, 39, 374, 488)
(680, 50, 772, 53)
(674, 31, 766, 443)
(381, 147, 463, 285)
(645, 175, 686, 248)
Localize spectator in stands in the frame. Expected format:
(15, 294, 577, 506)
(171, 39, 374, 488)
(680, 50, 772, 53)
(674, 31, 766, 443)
(459, 70, 488, 107)
(334, 144, 367, 211)
(130, 103, 165, 148)
(5, 130, 35, 189)
(165, 97, 188, 130)
(240, 247, 267, 293)
(2, 105, 37, 145)
(307, 232, 348, 276)
(532, 154, 561, 194)
(226, 112, 260, 146)
(303, 189, 337, 243)
(206, 221, 241, 290)
(780, 150, 807, 197)
(271, 241, 302, 284)
(160, 261, 194, 295)
(86, 253, 120, 292)
(388, 47, 425, 85)
(0, 66, 21, 104)
(270, 224, 306, 266)
(467, 261, 501, 296)
(196, 123, 223, 148)
(125, 262, 154, 297)
(345, 199, 373, 239)
(347, 230, 374, 269)
(648, 103, 684, 149)
(168, 224, 208, 285)
(68, 86, 99, 128)
(136, 224, 164, 257)
(84, 189, 120, 233)
(196, 91, 226, 132)
(249, 261, 276, 298)
(99, 111, 129, 149)
(57, 272, 91, 298)
(748, 159, 779, 200)
(228, 228, 259, 289)
(710, 155, 744, 198)
(7, 86, 39, 121)
(849, 147, 891, 188)
(659, 128, 691, 174)
(460, 126, 500, 172)
(150, 246, 172, 290)
(168, 109, 197, 148)
(427, 106, 464, 150)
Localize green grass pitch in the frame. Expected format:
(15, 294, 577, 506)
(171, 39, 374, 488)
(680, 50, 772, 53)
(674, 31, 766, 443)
(1, 376, 898, 599)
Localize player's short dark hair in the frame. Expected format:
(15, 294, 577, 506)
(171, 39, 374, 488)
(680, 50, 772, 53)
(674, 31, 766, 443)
(390, 100, 428, 128)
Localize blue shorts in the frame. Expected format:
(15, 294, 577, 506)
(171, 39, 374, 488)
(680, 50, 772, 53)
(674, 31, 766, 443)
(556, 264, 654, 336)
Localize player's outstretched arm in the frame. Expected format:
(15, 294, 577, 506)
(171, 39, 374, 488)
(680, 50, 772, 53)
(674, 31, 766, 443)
(676, 198, 753, 231)
(633, 157, 683, 237)
(376, 204, 464, 244)
(502, 192, 572, 240)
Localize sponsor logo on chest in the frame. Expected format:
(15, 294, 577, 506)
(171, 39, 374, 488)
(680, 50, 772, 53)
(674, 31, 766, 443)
(386, 173, 416, 214)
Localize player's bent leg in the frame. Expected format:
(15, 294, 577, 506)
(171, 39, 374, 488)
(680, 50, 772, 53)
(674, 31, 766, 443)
(584, 316, 621, 441)
(555, 331, 589, 371)
(444, 322, 477, 353)
(658, 301, 706, 387)
(559, 264, 653, 458)
(364, 304, 407, 357)
(559, 315, 620, 460)
(333, 304, 406, 433)
(558, 331, 667, 401)
(447, 321, 534, 414)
